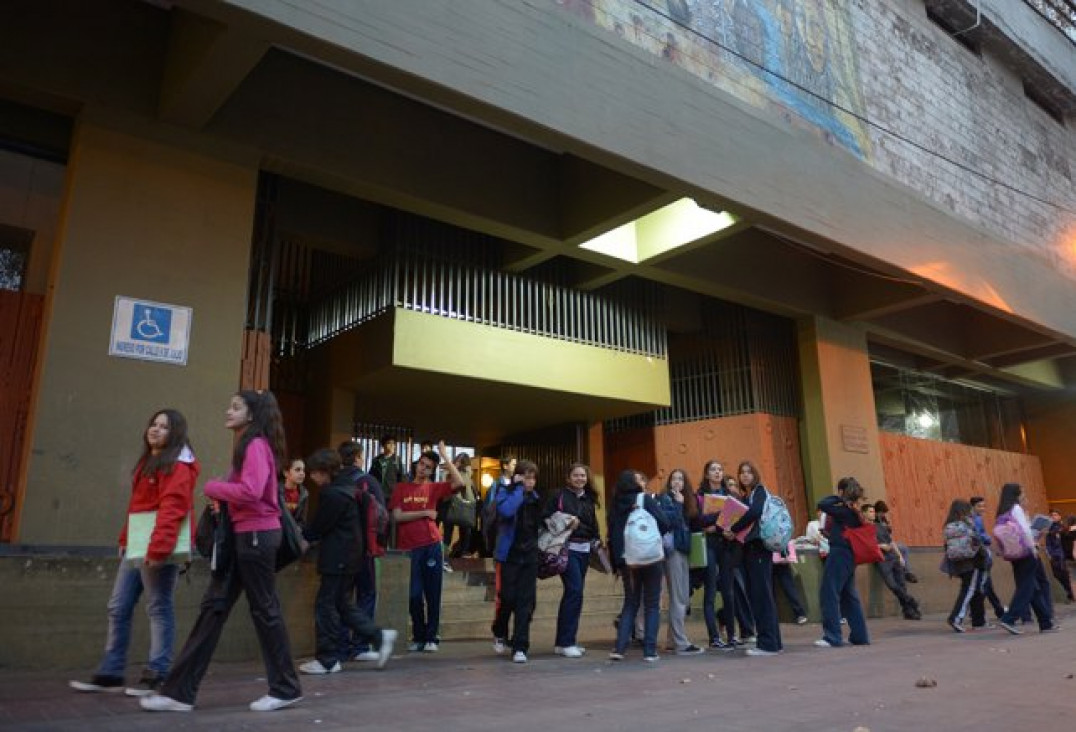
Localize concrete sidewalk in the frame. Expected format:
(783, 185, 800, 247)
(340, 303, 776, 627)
(3, 610, 1074, 731)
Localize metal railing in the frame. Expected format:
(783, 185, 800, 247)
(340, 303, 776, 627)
(1024, 0, 1076, 44)
(307, 252, 667, 358)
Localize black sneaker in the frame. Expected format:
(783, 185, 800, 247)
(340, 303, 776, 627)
(904, 572, 919, 583)
(69, 675, 125, 693)
(125, 673, 164, 697)
(709, 638, 734, 652)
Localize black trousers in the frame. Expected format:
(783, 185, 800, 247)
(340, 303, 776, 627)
(772, 563, 806, 617)
(492, 556, 538, 653)
(743, 541, 782, 652)
(876, 559, 918, 614)
(1049, 557, 1074, 600)
(716, 539, 755, 639)
(316, 572, 382, 666)
(160, 529, 301, 705)
(948, 568, 985, 626)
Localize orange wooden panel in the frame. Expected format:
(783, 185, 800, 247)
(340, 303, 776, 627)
(650, 414, 809, 534)
(239, 329, 271, 391)
(879, 433, 1047, 547)
(0, 291, 44, 542)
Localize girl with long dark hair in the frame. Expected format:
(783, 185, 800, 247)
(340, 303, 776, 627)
(815, 477, 870, 648)
(70, 409, 199, 696)
(658, 469, 702, 654)
(942, 499, 985, 633)
(609, 469, 670, 661)
(548, 462, 602, 658)
(141, 391, 302, 713)
(996, 483, 1057, 635)
(727, 460, 781, 656)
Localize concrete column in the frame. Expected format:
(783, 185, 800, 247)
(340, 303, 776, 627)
(796, 316, 886, 507)
(16, 122, 258, 544)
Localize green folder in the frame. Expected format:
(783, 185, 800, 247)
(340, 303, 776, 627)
(688, 531, 708, 569)
(125, 511, 192, 565)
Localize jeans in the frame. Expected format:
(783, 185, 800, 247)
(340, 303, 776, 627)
(555, 549, 589, 647)
(819, 545, 869, 646)
(615, 563, 664, 657)
(160, 529, 301, 705)
(98, 560, 180, 678)
(408, 542, 444, 644)
(316, 573, 382, 667)
(492, 557, 539, 653)
(772, 563, 806, 618)
(1001, 555, 1053, 629)
(876, 559, 918, 616)
(743, 542, 781, 652)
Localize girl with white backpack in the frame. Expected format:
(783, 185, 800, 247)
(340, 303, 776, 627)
(608, 470, 670, 662)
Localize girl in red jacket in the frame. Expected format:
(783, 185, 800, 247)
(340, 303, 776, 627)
(69, 409, 199, 697)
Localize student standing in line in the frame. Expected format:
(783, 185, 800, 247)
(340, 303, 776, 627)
(388, 441, 464, 652)
(996, 483, 1058, 635)
(815, 477, 870, 648)
(609, 469, 670, 662)
(728, 461, 781, 657)
(141, 390, 302, 713)
(491, 460, 543, 663)
(297, 448, 396, 675)
(969, 496, 1007, 620)
(368, 434, 406, 506)
(547, 462, 602, 658)
(280, 458, 308, 526)
(70, 409, 199, 697)
(657, 468, 703, 654)
(442, 453, 476, 560)
(336, 440, 384, 662)
(942, 499, 986, 633)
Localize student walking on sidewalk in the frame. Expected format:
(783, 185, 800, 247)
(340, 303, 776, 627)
(141, 391, 302, 713)
(70, 409, 199, 697)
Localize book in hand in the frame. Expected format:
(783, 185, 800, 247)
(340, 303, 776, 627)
(1030, 514, 1052, 537)
(714, 495, 751, 542)
(125, 511, 192, 564)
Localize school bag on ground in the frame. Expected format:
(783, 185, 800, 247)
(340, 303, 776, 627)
(623, 493, 664, 567)
(759, 489, 794, 553)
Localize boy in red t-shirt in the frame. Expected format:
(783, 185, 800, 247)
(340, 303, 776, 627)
(388, 441, 463, 652)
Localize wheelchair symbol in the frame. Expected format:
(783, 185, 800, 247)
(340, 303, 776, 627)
(129, 304, 171, 344)
(135, 309, 164, 340)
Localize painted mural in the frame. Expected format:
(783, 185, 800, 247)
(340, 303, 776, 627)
(556, 0, 872, 159)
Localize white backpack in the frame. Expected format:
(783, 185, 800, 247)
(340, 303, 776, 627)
(623, 493, 664, 567)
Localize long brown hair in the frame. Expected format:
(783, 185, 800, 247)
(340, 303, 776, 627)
(232, 390, 287, 474)
(136, 408, 191, 478)
(565, 462, 601, 508)
(666, 468, 698, 520)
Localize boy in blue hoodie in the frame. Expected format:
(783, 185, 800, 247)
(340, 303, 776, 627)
(491, 460, 543, 663)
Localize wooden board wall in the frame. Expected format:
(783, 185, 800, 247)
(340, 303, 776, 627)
(239, 329, 271, 392)
(879, 433, 1047, 547)
(652, 413, 809, 534)
(0, 291, 44, 542)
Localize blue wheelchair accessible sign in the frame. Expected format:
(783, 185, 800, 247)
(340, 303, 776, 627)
(109, 296, 192, 365)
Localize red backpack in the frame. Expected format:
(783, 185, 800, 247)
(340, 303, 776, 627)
(356, 478, 389, 558)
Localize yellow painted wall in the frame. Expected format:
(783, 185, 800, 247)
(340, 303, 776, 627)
(797, 316, 886, 504)
(16, 122, 258, 544)
(392, 308, 670, 405)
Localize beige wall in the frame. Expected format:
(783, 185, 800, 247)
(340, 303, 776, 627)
(16, 122, 257, 544)
(1024, 394, 1076, 507)
(797, 316, 886, 505)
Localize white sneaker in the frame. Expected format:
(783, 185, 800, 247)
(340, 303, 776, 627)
(443, 562, 454, 573)
(139, 694, 193, 712)
(608, 652, 624, 661)
(512, 651, 527, 663)
(377, 629, 397, 669)
(642, 655, 660, 662)
(813, 639, 833, 648)
(795, 616, 808, 625)
(250, 695, 303, 712)
(354, 650, 380, 662)
(299, 659, 341, 675)
(493, 637, 507, 655)
(555, 645, 585, 658)
(745, 648, 778, 657)
(423, 642, 439, 653)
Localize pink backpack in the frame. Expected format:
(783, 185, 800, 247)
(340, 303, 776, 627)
(993, 514, 1034, 561)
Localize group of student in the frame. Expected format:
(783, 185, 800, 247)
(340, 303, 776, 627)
(66, 393, 1069, 713)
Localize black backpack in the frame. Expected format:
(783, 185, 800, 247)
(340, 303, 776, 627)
(482, 483, 502, 553)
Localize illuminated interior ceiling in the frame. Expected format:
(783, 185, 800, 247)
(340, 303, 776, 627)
(578, 198, 736, 264)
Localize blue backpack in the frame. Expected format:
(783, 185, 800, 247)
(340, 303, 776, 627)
(759, 489, 794, 553)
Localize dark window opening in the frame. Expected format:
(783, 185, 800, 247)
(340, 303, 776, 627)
(1023, 81, 1067, 125)
(0, 224, 33, 292)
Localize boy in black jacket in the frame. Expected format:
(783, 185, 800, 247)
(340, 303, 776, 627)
(491, 460, 543, 663)
(298, 449, 397, 675)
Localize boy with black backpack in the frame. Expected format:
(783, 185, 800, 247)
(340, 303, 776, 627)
(297, 449, 397, 675)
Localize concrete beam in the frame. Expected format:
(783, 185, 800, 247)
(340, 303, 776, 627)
(159, 9, 268, 128)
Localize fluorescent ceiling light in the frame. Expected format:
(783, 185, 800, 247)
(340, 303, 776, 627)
(579, 198, 736, 264)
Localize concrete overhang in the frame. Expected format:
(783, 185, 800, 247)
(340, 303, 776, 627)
(327, 308, 670, 445)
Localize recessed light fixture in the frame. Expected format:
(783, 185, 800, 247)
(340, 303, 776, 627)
(579, 198, 736, 264)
